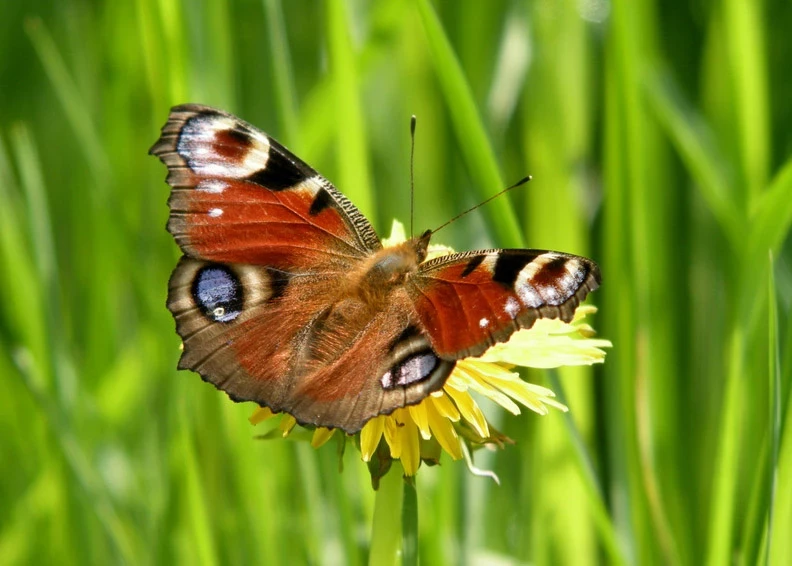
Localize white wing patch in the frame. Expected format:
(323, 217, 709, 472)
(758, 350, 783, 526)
(197, 179, 227, 194)
(514, 254, 587, 307)
(178, 114, 270, 178)
(504, 296, 520, 318)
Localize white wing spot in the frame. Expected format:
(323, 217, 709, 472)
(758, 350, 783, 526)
(542, 286, 561, 303)
(208, 208, 223, 217)
(518, 286, 543, 308)
(479, 317, 490, 329)
(504, 297, 520, 318)
(481, 255, 498, 271)
(197, 179, 227, 193)
(555, 272, 576, 296)
(291, 176, 324, 199)
(515, 254, 565, 307)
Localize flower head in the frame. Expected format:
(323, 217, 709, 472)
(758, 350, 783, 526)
(251, 221, 610, 484)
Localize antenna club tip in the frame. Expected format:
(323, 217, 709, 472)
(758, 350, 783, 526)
(410, 115, 417, 132)
(510, 175, 531, 188)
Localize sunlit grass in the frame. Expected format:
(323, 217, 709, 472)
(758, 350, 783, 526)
(0, 0, 790, 564)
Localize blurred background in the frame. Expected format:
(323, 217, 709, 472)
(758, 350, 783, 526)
(1, 0, 791, 564)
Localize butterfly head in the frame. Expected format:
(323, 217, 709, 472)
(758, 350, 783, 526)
(363, 229, 432, 291)
(412, 229, 432, 264)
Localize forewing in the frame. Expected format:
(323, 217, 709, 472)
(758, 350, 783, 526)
(150, 104, 381, 271)
(408, 249, 601, 359)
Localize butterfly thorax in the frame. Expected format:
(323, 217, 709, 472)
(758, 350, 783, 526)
(348, 230, 431, 306)
(292, 233, 432, 373)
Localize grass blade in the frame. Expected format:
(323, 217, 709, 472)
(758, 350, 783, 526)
(766, 252, 780, 563)
(326, 0, 375, 218)
(645, 68, 741, 246)
(416, 0, 522, 247)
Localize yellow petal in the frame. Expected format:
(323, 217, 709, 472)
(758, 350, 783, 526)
(465, 359, 568, 414)
(381, 220, 407, 247)
(453, 363, 521, 415)
(443, 386, 489, 438)
(430, 392, 461, 421)
(360, 416, 385, 462)
(279, 415, 297, 437)
(426, 401, 462, 460)
(444, 372, 470, 392)
(249, 406, 276, 425)
(573, 305, 598, 320)
(426, 243, 455, 260)
(384, 410, 405, 458)
(397, 413, 421, 476)
(408, 403, 432, 440)
(311, 427, 336, 448)
(480, 325, 611, 368)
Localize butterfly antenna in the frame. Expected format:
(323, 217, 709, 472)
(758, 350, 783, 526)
(410, 115, 417, 238)
(431, 176, 532, 235)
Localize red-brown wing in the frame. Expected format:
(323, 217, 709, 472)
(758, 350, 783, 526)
(169, 258, 453, 433)
(150, 104, 381, 271)
(407, 249, 601, 359)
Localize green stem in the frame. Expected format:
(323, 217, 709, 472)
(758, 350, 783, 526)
(402, 479, 418, 566)
(369, 464, 404, 566)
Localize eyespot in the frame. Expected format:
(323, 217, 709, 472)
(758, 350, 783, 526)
(192, 265, 243, 322)
(380, 351, 439, 389)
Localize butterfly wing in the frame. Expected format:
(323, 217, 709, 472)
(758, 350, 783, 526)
(407, 249, 601, 359)
(168, 257, 453, 433)
(150, 104, 381, 269)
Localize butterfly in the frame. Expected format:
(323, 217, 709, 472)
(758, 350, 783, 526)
(150, 104, 601, 434)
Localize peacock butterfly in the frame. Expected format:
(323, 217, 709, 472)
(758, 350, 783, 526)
(150, 104, 600, 434)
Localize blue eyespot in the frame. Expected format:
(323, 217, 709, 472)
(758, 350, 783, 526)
(381, 351, 439, 389)
(192, 265, 243, 322)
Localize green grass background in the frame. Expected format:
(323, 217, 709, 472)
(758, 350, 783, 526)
(1, 0, 791, 564)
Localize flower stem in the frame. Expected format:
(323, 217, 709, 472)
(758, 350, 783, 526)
(369, 464, 404, 566)
(402, 477, 418, 566)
